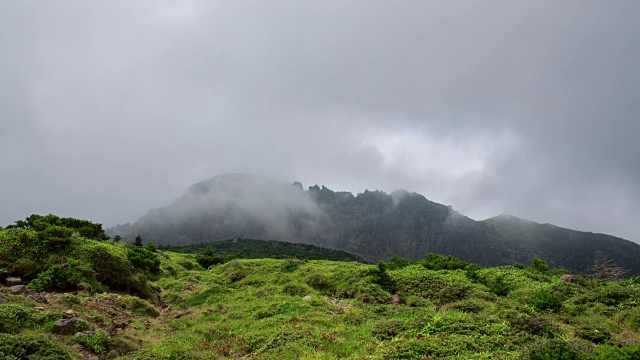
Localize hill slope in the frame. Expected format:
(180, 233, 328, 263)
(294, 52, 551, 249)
(161, 238, 365, 262)
(109, 173, 640, 274)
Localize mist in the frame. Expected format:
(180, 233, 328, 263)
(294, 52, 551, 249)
(1, 1, 639, 243)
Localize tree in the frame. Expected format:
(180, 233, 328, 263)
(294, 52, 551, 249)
(112, 235, 122, 242)
(592, 251, 626, 281)
(134, 235, 143, 247)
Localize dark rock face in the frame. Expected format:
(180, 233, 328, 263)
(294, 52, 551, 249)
(108, 174, 640, 275)
(53, 318, 79, 335)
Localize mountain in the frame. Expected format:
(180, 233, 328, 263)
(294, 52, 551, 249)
(483, 213, 640, 275)
(109, 173, 640, 274)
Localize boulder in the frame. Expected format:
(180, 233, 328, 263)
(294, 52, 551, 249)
(302, 295, 313, 301)
(560, 274, 579, 284)
(391, 294, 401, 305)
(9, 285, 25, 294)
(6, 277, 22, 286)
(54, 318, 79, 335)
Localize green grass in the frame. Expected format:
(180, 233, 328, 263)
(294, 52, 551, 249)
(2, 218, 640, 359)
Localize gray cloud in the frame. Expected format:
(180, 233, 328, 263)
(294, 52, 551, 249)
(1, 1, 639, 242)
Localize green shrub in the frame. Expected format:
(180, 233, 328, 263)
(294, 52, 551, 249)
(405, 295, 430, 307)
(531, 258, 549, 272)
(177, 258, 202, 270)
(116, 295, 160, 317)
(38, 225, 74, 250)
(0, 334, 73, 360)
(575, 322, 610, 344)
(422, 253, 469, 270)
(386, 255, 412, 270)
(369, 262, 398, 293)
(593, 344, 640, 359)
(0, 304, 31, 334)
(306, 273, 335, 294)
(75, 329, 111, 354)
(281, 259, 304, 273)
(74, 318, 92, 333)
(187, 286, 228, 306)
(434, 284, 471, 304)
(449, 298, 486, 313)
(532, 291, 563, 312)
(504, 310, 555, 336)
(372, 319, 407, 340)
(348, 282, 390, 304)
(466, 268, 514, 296)
(58, 294, 83, 307)
(195, 247, 230, 269)
(127, 246, 161, 275)
(281, 283, 309, 296)
(524, 338, 589, 360)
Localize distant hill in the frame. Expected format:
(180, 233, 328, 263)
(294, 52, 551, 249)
(109, 173, 640, 275)
(483, 213, 640, 276)
(160, 238, 365, 262)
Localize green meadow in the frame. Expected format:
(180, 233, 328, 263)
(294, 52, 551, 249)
(1, 215, 640, 359)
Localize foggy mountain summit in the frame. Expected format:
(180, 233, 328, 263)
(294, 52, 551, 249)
(109, 173, 640, 275)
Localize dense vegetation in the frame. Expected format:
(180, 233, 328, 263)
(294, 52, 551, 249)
(0, 214, 160, 298)
(2, 214, 640, 359)
(161, 238, 365, 262)
(108, 173, 640, 275)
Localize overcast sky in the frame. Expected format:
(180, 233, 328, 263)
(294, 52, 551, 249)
(2, 1, 639, 242)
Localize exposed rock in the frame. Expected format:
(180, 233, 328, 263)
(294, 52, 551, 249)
(54, 318, 79, 335)
(74, 330, 97, 337)
(63, 310, 77, 319)
(9, 285, 25, 294)
(174, 310, 194, 319)
(82, 351, 99, 360)
(560, 274, 579, 284)
(107, 321, 129, 335)
(6, 277, 22, 286)
(302, 295, 313, 301)
(391, 294, 401, 305)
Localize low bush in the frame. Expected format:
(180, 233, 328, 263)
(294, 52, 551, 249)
(593, 344, 640, 360)
(76, 330, 112, 354)
(306, 273, 335, 295)
(422, 253, 470, 271)
(0, 334, 73, 360)
(116, 295, 160, 317)
(531, 290, 563, 312)
(523, 338, 590, 360)
(531, 258, 549, 272)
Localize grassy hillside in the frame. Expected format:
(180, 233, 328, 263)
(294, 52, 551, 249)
(2, 216, 640, 359)
(161, 238, 365, 262)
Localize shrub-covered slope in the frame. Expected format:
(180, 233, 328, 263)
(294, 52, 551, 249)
(162, 238, 365, 262)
